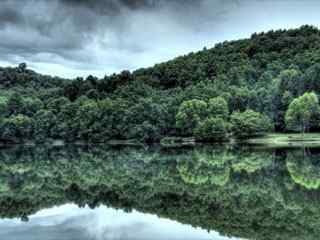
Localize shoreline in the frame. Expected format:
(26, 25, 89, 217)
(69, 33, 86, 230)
(1, 133, 320, 148)
(245, 133, 320, 148)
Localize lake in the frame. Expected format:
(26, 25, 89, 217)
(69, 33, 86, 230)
(0, 144, 319, 239)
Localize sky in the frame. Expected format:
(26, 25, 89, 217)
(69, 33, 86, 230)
(0, 204, 240, 240)
(0, 0, 320, 78)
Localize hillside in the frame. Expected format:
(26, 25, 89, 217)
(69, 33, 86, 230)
(1, 25, 320, 143)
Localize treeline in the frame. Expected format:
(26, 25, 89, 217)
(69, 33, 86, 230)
(2, 25, 320, 142)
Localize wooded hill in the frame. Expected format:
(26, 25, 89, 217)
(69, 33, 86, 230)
(1, 25, 320, 143)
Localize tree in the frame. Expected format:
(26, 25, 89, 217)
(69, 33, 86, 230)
(207, 97, 229, 120)
(86, 89, 99, 100)
(228, 87, 256, 112)
(194, 117, 229, 141)
(18, 63, 27, 73)
(176, 100, 208, 136)
(22, 97, 44, 116)
(0, 114, 33, 142)
(63, 79, 81, 101)
(47, 97, 70, 114)
(304, 64, 320, 92)
(131, 121, 161, 143)
(56, 102, 80, 141)
(126, 98, 168, 141)
(33, 110, 57, 141)
(0, 96, 8, 117)
(231, 110, 273, 138)
(285, 92, 320, 135)
(7, 93, 23, 115)
(75, 99, 100, 141)
(277, 68, 303, 96)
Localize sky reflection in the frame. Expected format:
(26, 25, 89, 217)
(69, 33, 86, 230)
(0, 204, 241, 240)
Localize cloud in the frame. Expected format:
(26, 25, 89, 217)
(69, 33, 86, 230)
(0, 0, 221, 52)
(0, 0, 319, 78)
(0, 0, 241, 77)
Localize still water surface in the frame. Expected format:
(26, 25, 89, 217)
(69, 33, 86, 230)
(0, 145, 318, 239)
(0, 204, 237, 240)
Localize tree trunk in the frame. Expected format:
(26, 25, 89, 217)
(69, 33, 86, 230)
(301, 123, 305, 139)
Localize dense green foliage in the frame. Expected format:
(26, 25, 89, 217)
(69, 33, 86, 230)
(3, 26, 320, 142)
(1, 145, 320, 240)
(176, 99, 208, 136)
(194, 117, 229, 141)
(285, 92, 320, 133)
(231, 110, 273, 138)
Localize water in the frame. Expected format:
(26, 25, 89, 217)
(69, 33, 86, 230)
(0, 144, 319, 239)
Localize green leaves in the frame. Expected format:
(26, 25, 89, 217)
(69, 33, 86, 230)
(176, 99, 208, 136)
(194, 117, 229, 141)
(285, 92, 320, 133)
(176, 97, 272, 140)
(208, 97, 229, 120)
(0, 114, 33, 141)
(3, 26, 320, 142)
(33, 110, 57, 141)
(231, 110, 273, 138)
(176, 97, 230, 138)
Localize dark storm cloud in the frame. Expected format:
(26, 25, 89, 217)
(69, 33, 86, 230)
(0, 7, 22, 27)
(0, 0, 234, 55)
(0, 0, 239, 77)
(0, 1, 208, 48)
(62, 0, 202, 13)
(0, 0, 318, 77)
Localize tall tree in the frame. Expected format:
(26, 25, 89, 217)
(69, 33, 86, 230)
(208, 97, 229, 120)
(231, 110, 273, 138)
(285, 92, 320, 135)
(176, 100, 208, 136)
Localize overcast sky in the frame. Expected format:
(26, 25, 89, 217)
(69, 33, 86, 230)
(0, 0, 320, 78)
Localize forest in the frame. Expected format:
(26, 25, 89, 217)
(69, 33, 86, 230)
(1, 25, 320, 143)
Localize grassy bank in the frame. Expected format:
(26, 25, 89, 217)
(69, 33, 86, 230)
(246, 133, 320, 148)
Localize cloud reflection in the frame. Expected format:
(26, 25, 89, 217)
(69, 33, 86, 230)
(0, 204, 240, 240)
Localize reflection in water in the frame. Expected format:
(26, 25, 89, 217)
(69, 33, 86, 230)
(0, 145, 320, 239)
(286, 149, 320, 190)
(0, 204, 235, 240)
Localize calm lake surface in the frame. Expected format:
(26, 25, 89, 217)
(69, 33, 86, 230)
(0, 144, 319, 239)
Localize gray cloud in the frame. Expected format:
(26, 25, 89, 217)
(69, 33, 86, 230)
(0, 0, 221, 51)
(0, 7, 22, 28)
(0, 0, 235, 77)
(0, 0, 319, 78)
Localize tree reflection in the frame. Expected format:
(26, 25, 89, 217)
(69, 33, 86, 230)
(287, 148, 320, 190)
(0, 145, 320, 239)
